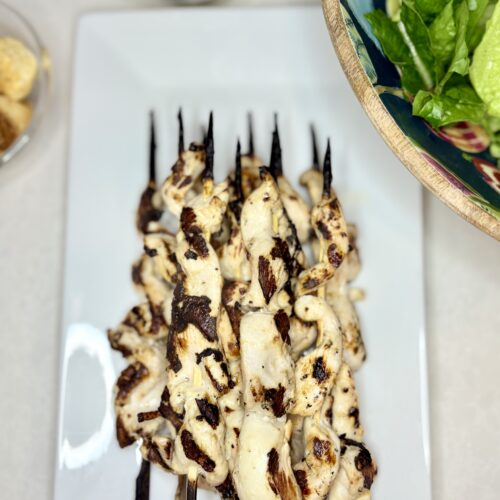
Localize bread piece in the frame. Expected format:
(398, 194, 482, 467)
(0, 95, 31, 151)
(0, 37, 38, 101)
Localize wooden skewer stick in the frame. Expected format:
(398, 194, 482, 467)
(186, 467, 198, 500)
(235, 139, 243, 202)
(269, 114, 283, 179)
(203, 111, 214, 183)
(135, 459, 151, 500)
(310, 123, 320, 171)
(247, 112, 254, 156)
(178, 107, 185, 156)
(322, 138, 332, 199)
(149, 110, 157, 184)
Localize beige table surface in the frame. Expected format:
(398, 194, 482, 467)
(0, 1, 499, 499)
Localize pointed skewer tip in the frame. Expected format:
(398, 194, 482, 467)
(203, 112, 214, 181)
(269, 126, 282, 178)
(247, 112, 254, 156)
(310, 123, 320, 170)
(148, 111, 156, 183)
(177, 107, 184, 155)
(322, 138, 332, 198)
(235, 138, 243, 201)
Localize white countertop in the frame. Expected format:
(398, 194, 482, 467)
(0, 1, 498, 499)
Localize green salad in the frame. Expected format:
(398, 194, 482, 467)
(366, 0, 500, 159)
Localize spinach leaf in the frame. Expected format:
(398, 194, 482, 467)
(429, 0, 456, 72)
(436, 0, 470, 92)
(408, 0, 449, 21)
(399, 3, 435, 89)
(366, 9, 427, 93)
(413, 82, 486, 127)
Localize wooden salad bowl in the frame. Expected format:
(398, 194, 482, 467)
(322, 0, 500, 240)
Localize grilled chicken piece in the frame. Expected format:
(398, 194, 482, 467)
(329, 365, 376, 500)
(239, 311, 295, 415)
(236, 415, 300, 500)
(326, 227, 366, 371)
(293, 397, 341, 499)
(219, 141, 251, 282)
(291, 295, 342, 417)
(220, 280, 248, 362)
(132, 232, 177, 313)
(236, 313, 300, 500)
(240, 168, 290, 311)
(241, 153, 262, 198)
(296, 141, 349, 296)
(161, 111, 206, 218)
(108, 307, 172, 448)
(328, 440, 376, 500)
(299, 125, 323, 207)
(170, 379, 229, 486)
(240, 168, 304, 312)
(289, 315, 317, 360)
(166, 178, 231, 413)
(290, 414, 305, 466)
(113, 342, 171, 448)
(331, 364, 364, 442)
(108, 301, 169, 355)
(269, 121, 312, 245)
(240, 113, 264, 199)
(218, 282, 247, 476)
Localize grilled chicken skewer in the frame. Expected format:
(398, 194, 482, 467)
(235, 166, 301, 499)
(161, 115, 235, 492)
(295, 137, 376, 498)
(132, 113, 178, 323)
(291, 149, 344, 416)
(295, 140, 349, 296)
(326, 227, 366, 370)
(287, 149, 344, 499)
(108, 115, 177, 498)
(298, 134, 367, 370)
(136, 111, 164, 235)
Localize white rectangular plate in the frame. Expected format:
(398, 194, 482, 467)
(55, 5, 431, 500)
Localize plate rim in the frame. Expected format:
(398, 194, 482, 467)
(322, 0, 500, 241)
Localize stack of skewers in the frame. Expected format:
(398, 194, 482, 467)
(108, 110, 377, 500)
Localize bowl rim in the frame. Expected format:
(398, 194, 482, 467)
(322, 0, 500, 241)
(0, 0, 50, 165)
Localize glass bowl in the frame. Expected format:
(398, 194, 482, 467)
(0, 1, 50, 165)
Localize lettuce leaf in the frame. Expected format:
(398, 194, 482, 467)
(367, 0, 496, 154)
(466, 0, 494, 50)
(413, 82, 486, 127)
